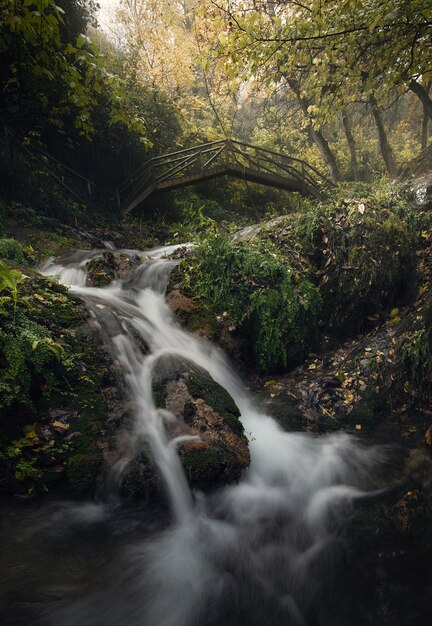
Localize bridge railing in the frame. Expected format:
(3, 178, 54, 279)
(117, 140, 331, 211)
(226, 140, 331, 194)
(117, 140, 227, 210)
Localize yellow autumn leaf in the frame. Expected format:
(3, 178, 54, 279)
(52, 420, 70, 432)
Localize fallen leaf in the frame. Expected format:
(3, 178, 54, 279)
(358, 203, 365, 215)
(52, 420, 70, 433)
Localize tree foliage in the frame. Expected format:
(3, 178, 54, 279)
(199, 1, 431, 179)
(0, 0, 147, 140)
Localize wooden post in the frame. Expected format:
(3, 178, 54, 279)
(197, 150, 204, 173)
(224, 141, 230, 165)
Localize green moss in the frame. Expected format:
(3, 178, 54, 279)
(151, 358, 244, 436)
(187, 368, 243, 434)
(222, 413, 244, 436)
(65, 452, 103, 494)
(182, 446, 235, 487)
(27, 230, 89, 263)
(0, 262, 109, 496)
(184, 235, 322, 371)
(178, 305, 218, 338)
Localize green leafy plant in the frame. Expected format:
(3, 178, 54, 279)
(400, 328, 432, 388)
(0, 261, 29, 322)
(169, 203, 218, 243)
(187, 235, 322, 370)
(0, 237, 34, 264)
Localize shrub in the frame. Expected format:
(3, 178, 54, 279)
(0, 238, 34, 265)
(187, 235, 322, 371)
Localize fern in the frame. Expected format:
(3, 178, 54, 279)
(189, 235, 322, 371)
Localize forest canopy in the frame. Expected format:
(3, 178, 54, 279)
(0, 0, 431, 212)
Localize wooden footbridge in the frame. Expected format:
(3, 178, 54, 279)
(117, 139, 331, 214)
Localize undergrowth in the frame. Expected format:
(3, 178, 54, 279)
(400, 328, 432, 389)
(0, 264, 77, 437)
(184, 235, 322, 371)
(0, 260, 107, 493)
(0, 237, 35, 265)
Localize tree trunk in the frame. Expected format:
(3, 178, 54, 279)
(369, 96, 398, 177)
(421, 82, 431, 150)
(308, 125, 342, 183)
(287, 78, 342, 183)
(409, 79, 432, 120)
(422, 110, 430, 150)
(342, 110, 360, 181)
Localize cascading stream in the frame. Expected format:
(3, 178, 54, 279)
(40, 244, 388, 626)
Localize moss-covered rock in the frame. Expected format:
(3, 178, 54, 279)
(256, 201, 432, 435)
(0, 265, 115, 497)
(257, 196, 417, 337)
(173, 186, 418, 372)
(86, 251, 141, 287)
(150, 355, 249, 490)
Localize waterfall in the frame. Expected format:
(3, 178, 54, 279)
(40, 245, 387, 626)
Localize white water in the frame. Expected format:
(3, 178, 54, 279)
(41, 246, 387, 626)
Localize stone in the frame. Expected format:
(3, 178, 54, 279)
(166, 289, 198, 313)
(151, 355, 250, 490)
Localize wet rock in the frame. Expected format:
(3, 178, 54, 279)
(166, 289, 198, 313)
(151, 355, 250, 490)
(164, 245, 192, 260)
(86, 251, 141, 287)
(390, 489, 426, 537)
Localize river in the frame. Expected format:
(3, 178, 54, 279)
(0, 244, 409, 625)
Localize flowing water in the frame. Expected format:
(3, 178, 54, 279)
(1, 245, 391, 626)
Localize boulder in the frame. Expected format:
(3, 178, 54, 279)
(151, 355, 250, 490)
(86, 251, 141, 287)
